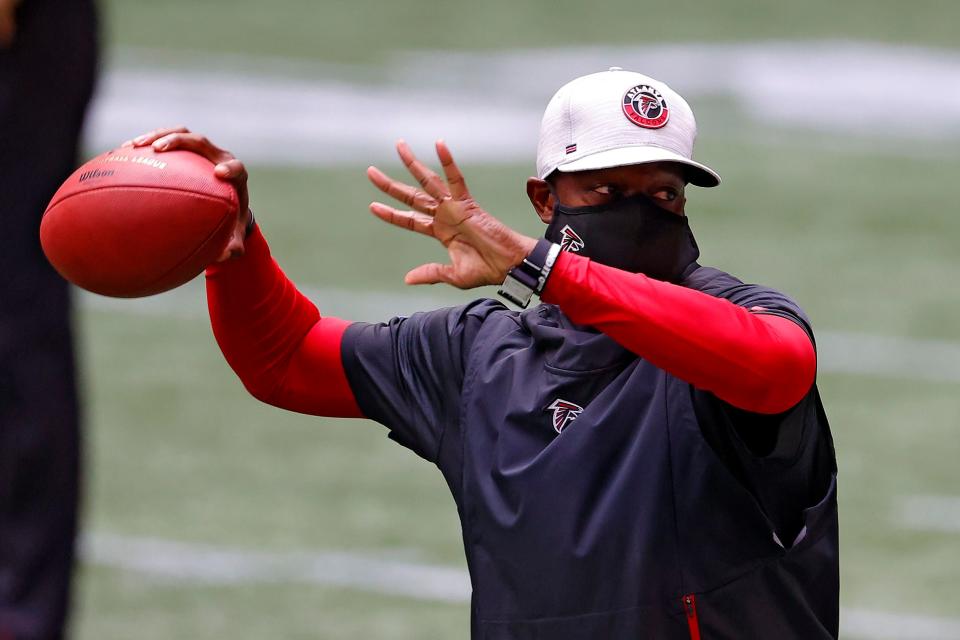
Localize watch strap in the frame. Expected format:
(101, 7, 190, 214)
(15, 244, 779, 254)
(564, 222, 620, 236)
(497, 238, 561, 308)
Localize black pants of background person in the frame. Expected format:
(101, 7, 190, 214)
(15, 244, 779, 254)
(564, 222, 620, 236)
(0, 0, 98, 637)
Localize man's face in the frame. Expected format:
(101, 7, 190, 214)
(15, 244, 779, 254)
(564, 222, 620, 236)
(526, 161, 688, 223)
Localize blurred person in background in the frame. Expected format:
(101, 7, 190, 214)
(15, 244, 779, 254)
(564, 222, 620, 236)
(0, 0, 98, 637)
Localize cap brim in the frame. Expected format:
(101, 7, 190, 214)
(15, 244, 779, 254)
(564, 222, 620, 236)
(555, 145, 721, 187)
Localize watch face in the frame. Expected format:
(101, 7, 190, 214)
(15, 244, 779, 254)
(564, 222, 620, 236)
(498, 274, 534, 308)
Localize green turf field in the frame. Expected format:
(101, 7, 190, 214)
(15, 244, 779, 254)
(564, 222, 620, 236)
(103, 0, 960, 62)
(68, 2, 960, 638)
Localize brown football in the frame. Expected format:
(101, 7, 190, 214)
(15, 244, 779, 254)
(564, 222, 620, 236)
(40, 146, 239, 298)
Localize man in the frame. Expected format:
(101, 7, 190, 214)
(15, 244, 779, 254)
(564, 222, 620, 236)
(0, 0, 98, 637)
(129, 68, 838, 639)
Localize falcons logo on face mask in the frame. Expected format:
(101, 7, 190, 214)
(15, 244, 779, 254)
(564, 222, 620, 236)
(547, 399, 584, 434)
(559, 225, 585, 253)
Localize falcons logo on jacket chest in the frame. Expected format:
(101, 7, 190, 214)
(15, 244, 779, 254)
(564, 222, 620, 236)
(547, 399, 584, 434)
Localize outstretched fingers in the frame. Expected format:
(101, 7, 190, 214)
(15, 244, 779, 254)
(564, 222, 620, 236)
(436, 139, 470, 200)
(369, 202, 435, 237)
(366, 166, 438, 215)
(396, 140, 449, 201)
(405, 262, 456, 286)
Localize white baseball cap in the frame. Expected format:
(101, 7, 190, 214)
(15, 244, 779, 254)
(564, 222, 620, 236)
(536, 67, 721, 187)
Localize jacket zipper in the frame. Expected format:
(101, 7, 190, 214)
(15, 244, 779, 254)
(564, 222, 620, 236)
(683, 593, 702, 640)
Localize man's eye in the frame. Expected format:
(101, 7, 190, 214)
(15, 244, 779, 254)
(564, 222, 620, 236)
(592, 185, 615, 195)
(653, 188, 678, 202)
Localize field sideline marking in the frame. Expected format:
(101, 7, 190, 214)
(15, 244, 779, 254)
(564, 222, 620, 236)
(82, 532, 471, 603)
(80, 287, 960, 384)
(86, 41, 960, 165)
(81, 531, 960, 640)
(896, 495, 960, 533)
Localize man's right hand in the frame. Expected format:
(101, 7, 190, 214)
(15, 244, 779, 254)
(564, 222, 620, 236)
(123, 127, 251, 263)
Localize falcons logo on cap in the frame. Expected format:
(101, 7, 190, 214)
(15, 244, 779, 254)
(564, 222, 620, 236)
(547, 399, 584, 434)
(559, 225, 585, 253)
(622, 84, 670, 129)
(639, 94, 660, 117)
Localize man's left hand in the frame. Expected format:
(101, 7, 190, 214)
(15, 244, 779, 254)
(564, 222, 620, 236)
(367, 140, 536, 289)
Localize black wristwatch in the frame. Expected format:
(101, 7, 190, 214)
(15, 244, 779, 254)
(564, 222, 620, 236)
(497, 238, 562, 308)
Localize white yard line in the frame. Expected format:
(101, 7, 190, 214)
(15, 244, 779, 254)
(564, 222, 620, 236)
(896, 495, 960, 534)
(86, 41, 960, 165)
(817, 331, 960, 384)
(79, 286, 960, 384)
(81, 532, 471, 602)
(81, 531, 960, 639)
(843, 608, 960, 640)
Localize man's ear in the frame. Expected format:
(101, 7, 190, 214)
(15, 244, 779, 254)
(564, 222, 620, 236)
(526, 177, 555, 224)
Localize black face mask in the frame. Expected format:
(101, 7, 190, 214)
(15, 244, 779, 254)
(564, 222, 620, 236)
(544, 193, 700, 283)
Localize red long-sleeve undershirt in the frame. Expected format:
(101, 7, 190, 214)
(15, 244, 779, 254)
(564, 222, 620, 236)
(206, 227, 815, 417)
(540, 254, 815, 414)
(205, 226, 362, 417)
